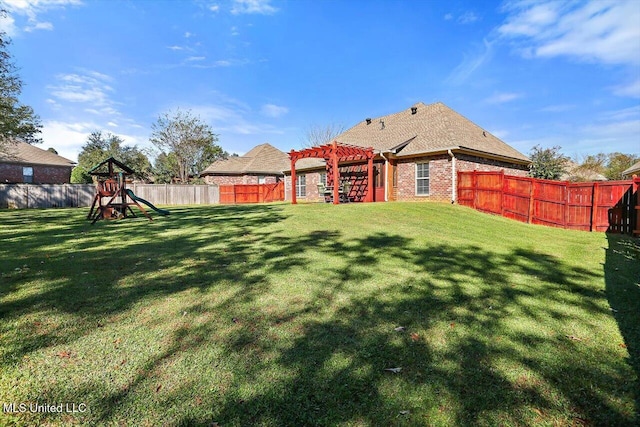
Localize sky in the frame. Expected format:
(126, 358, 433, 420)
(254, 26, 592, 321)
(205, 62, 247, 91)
(1, 0, 639, 164)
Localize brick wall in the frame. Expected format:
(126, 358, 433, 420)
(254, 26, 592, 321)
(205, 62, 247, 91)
(204, 174, 282, 185)
(284, 170, 324, 202)
(395, 154, 529, 202)
(0, 163, 72, 184)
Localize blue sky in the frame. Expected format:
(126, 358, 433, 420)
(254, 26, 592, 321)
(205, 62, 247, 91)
(1, 0, 639, 163)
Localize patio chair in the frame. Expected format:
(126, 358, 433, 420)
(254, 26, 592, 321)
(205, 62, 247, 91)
(340, 182, 352, 203)
(318, 183, 331, 203)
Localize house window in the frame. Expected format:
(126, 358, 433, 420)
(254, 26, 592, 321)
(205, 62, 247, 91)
(258, 175, 266, 184)
(416, 163, 429, 196)
(23, 167, 33, 183)
(296, 174, 306, 198)
(320, 172, 327, 186)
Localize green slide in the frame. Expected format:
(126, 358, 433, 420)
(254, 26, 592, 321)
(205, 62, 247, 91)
(125, 189, 170, 216)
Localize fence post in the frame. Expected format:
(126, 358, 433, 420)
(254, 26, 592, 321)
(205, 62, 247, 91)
(472, 170, 477, 209)
(634, 178, 640, 236)
(500, 170, 505, 216)
(564, 182, 569, 229)
(590, 182, 599, 232)
(528, 178, 535, 224)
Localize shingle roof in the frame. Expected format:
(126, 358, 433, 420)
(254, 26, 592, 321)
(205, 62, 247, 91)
(622, 160, 640, 178)
(201, 143, 290, 175)
(335, 102, 530, 163)
(0, 141, 75, 167)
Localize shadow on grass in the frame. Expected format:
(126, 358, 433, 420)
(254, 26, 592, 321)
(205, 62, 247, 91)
(605, 234, 640, 423)
(0, 205, 635, 426)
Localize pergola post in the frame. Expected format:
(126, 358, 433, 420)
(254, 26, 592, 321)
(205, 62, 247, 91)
(290, 156, 297, 204)
(366, 155, 374, 202)
(332, 141, 340, 204)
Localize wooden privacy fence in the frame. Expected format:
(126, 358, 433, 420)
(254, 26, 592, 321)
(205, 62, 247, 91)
(0, 184, 95, 209)
(130, 184, 219, 205)
(220, 182, 285, 204)
(0, 183, 220, 209)
(457, 171, 640, 235)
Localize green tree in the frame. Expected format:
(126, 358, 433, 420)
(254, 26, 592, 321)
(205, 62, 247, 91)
(152, 152, 180, 184)
(605, 152, 640, 180)
(529, 145, 569, 180)
(75, 131, 152, 183)
(70, 165, 91, 184)
(149, 109, 224, 183)
(0, 28, 42, 151)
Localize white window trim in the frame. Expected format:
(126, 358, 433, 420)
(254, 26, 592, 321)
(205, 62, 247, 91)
(415, 162, 430, 196)
(296, 174, 306, 198)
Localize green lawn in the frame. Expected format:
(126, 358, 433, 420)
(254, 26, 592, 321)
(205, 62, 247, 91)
(0, 202, 637, 426)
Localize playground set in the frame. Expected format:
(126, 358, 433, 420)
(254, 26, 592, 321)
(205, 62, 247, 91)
(87, 157, 169, 224)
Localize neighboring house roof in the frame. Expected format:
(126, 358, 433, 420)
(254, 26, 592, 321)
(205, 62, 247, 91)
(560, 160, 607, 181)
(622, 161, 640, 178)
(0, 140, 75, 167)
(335, 102, 530, 164)
(201, 143, 290, 175)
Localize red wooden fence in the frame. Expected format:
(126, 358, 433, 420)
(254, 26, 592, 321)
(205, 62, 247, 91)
(219, 182, 285, 204)
(458, 171, 640, 235)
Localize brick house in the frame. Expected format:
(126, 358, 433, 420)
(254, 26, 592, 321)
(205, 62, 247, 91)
(286, 102, 530, 202)
(201, 143, 289, 185)
(0, 141, 75, 184)
(622, 161, 640, 179)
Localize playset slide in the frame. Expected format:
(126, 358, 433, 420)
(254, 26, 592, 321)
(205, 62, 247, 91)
(125, 189, 170, 216)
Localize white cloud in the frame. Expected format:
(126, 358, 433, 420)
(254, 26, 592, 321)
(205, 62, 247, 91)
(186, 56, 206, 61)
(209, 4, 220, 12)
(612, 79, 640, 99)
(443, 13, 453, 21)
(231, 26, 239, 36)
(2, 0, 82, 34)
(0, 14, 17, 36)
(485, 92, 522, 104)
(40, 120, 98, 162)
(25, 20, 53, 31)
(48, 71, 115, 108)
(445, 38, 494, 85)
(167, 45, 184, 51)
(184, 31, 193, 38)
(499, 0, 640, 66)
(458, 11, 479, 24)
(539, 104, 576, 113)
(231, 0, 277, 15)
(261, 103, 288, 118)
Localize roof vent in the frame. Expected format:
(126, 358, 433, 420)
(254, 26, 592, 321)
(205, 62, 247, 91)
(380, 119, 385, 130)
(482, 131, 486, 137)
(411, 106, 417, 115)
(366, 118, 372, 125)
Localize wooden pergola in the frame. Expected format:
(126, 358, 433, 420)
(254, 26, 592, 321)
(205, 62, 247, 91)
(289, 141, 375, 204)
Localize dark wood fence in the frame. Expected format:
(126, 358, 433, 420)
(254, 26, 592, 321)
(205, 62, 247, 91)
(219, 182, 285, 204)
(457, 171, 639, 235)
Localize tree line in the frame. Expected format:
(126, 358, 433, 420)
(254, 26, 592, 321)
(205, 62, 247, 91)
(529, 145, 639, 181)
(70, 109, 233, 184)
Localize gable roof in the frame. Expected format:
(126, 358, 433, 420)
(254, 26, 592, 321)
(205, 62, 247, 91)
(622, 160, 640, 178)
(89, 157, 135, 176)
(335, 102, 530, 164)
(200, 143, 290, 176)
(0, 140, 75, 167)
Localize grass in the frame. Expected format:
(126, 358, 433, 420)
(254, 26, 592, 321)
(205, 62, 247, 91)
(0, 202, 637, 426)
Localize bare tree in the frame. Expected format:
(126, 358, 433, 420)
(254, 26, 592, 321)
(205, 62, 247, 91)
(304, 123, 345, 147)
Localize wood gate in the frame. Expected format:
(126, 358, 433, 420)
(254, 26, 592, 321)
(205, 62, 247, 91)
(219, 182, 285, 204)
